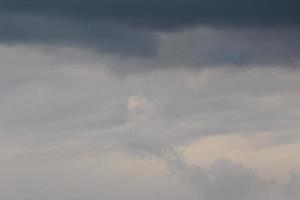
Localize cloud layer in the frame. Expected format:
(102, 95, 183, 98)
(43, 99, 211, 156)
(1, 0, 300, 29)
(0, 0, 300, 67)
(0, 44, 300, 199)
(1, 45, 300, 155)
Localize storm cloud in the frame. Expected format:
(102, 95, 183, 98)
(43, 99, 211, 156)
(1, 0, 300, 29)
(0, 0, 300, 66)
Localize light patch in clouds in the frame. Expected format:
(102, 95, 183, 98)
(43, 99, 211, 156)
(180, 132, 300, 180)
(127, 95, 157, 122)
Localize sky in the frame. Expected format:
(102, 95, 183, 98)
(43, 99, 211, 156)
(0, 0, 300, 200)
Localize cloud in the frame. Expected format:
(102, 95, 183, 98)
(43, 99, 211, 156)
(0, 45, 299, 200)
(1, 0, 299, 30)
(0, 1, 299, 198)
(156, 27, 300, 68)
(1, 142, 299, 200)
(0, 0, 300, 66)
(1, 46, 300, 156)
(168, 155, 300, 200)
(0, 13, 158, 56)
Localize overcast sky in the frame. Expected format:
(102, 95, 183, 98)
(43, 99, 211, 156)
(0, 1, 300, 200)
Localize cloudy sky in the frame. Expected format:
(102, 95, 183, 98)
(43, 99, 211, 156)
(1, 0, 300, 199)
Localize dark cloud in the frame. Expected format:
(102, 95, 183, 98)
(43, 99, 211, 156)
(0, 13, 158, 56)
(1, 0, 300, 30)
(0, 0, 300, 58)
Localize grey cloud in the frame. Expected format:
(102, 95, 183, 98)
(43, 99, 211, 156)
(168, 155, 300, 200)
(1, 138, 299, 200)
(1, 46, 300, 155)
(0, 45, 300, 200)
(0, 151, 189, 200)
(156, 27, 300, 68)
